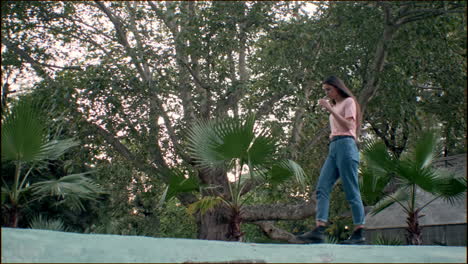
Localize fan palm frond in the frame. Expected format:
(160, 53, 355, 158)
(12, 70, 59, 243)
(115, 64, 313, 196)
(432, 169, 467, 205)
(246, 133, 277, 167)
(361, 139, 396, 173)
(186, 196, 225, 216)
(187, 115, 277, 174)
(412, 131, 439, 169)
(362, 131, 466, 245)
(1, 100, 46, 163)
(1, 98, 79, 174)
(29, 215, 68, 232)
(371, 187, 410, 216)
(30, 173, 104, 212)
(213, 115, 256, 161)
(38, 138, 80, 161)
(166, 168, 200, 201)
(268, 159, 306, 186)
(395, 162, 438, 193)
(359, 164, 390, 205)
(187, 119, 225, 168)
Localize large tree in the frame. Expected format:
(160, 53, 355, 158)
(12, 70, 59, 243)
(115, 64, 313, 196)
(2, 1, 465, 241)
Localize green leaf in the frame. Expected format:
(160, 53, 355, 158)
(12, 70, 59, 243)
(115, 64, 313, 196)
(432, 169, 467, 204)
(1, 100, 46, 163)
(396, 162, 437, 192)
(187, 114, 276, 170)
(38, 138, 80, 161)
(247, 133, 277, 166)
(187, 119, 225, 168)
(29, 215, 68, 232)
(412, 131, 439, 169)
(214, 117, 254, 161)
(269, 163, 291, 184)
(186, 196, 224, 216)
(268, 160, 306, 186)
(166, 169, 200, 200)
(371, 187, 410, 216)
(1, 99, 79, 163)
(361, 139, 396, 173)
(359, 164, 390, 205)
(30, 172, 104, 212)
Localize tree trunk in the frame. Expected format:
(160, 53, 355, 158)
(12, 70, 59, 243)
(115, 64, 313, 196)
(229, 208, 244, 241)
(197, 205, 235, 241)
(406, 210, 423, 245)
(7, 205, 19, 228)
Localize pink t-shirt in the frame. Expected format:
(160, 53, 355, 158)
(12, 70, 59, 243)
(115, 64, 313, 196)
(329, 97, 357, 139)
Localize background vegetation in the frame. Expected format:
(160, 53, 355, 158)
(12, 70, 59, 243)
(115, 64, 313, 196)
(1, 1, 466, 244)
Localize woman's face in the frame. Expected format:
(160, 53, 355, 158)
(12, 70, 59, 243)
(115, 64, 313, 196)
(323, 84, 340, 100)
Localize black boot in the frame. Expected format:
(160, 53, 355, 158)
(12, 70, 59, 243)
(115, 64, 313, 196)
(297, 226, 326, 243)
(340, 228, 365, 244)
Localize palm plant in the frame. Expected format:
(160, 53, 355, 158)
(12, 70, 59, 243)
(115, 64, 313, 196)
(360, 131, 466, 245)
(373, 234, 403, 245)
(29, 214, 69, 232)
(181, 114, 306, 241)
(1, 98, 104, 227)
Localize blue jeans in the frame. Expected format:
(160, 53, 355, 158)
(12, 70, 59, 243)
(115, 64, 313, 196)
(315, 136, 365, 225)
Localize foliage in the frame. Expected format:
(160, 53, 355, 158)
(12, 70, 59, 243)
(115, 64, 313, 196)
(184, 115, 307, 212)
(187, 196, 224, 216)
(29, 215, 68, 232)
(373, 234, 403, 245)
(361, 131, 467, 245)
(326, 215, 353, 241)
(1, 96, 104, 227)
(176, 115, 307, 240)
(323, 235, 339, 244)
(165, 169, 200, 202)
(1, 1, 466, 240)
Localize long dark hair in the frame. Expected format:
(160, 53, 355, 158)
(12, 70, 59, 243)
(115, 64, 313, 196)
(323, 76, 361, 138)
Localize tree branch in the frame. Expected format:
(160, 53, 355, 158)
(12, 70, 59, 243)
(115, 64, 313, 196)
(125, 2, 151, 80)
(396, 9, 464, 25)
(255, 93, 285, 119)
(357, 17, 399, 118)
(180, 60, 210, 91)
(253, 221, 306, 244)
(148, 1, 178, 35)
(94, 1, 149, 81)
(80, 112, 198, 206)
(150, 94, 193, 164)
(302, 124, 330, 155)
(1, 37, 81, 73)
(87, 120, 162, 175)
(287, 76, 316, 160)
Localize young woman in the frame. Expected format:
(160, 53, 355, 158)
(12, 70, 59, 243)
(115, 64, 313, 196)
(297, 76, 365, 244)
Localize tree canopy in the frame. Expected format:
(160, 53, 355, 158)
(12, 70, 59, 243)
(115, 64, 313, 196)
(2, 1, 466, 242)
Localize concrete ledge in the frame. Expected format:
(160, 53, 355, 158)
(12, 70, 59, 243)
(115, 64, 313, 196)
(1, 228, 466, 263)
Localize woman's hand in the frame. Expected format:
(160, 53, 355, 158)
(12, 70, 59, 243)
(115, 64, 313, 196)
(318, 98, 332, 112)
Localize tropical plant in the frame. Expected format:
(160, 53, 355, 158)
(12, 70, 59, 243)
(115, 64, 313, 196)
(1, 98, 104, 227)
(2, 1, 465, 241)
(326, 215, 353, 241)
(360, 131, 467, 245)
(323, 235, 339, 244)
(177, 115, 306, 241)
(29, 215, 69, 232)
(374, 234, 403, 245)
